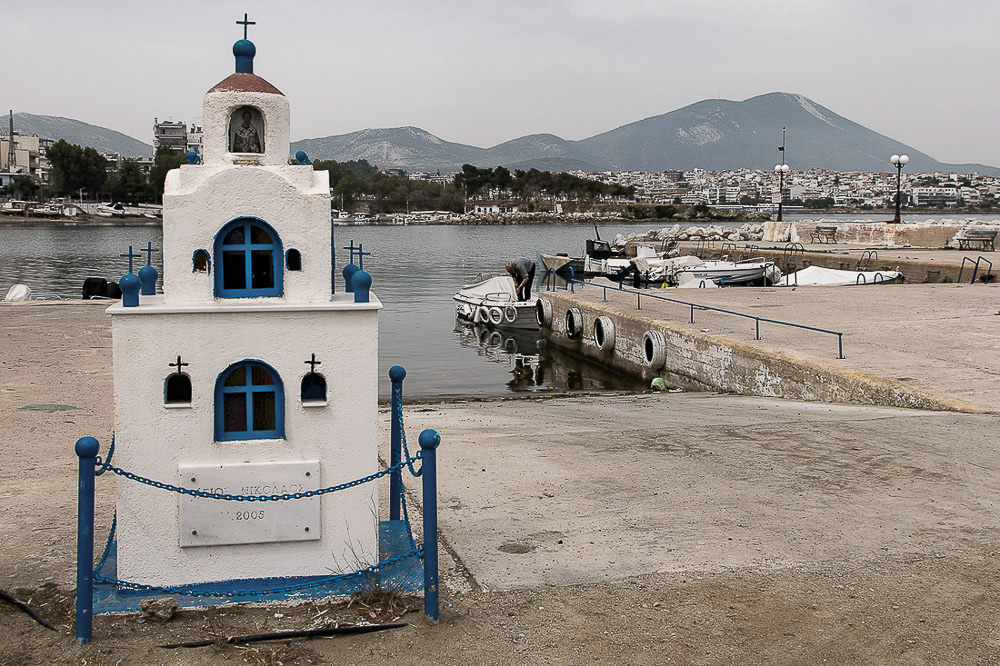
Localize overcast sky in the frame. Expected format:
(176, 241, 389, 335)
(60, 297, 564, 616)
(6, 0, 1000, 166)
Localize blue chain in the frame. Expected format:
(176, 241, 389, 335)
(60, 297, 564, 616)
(93, 546, 423, 598)
(103, 455, 419, 502)
(94, 512, 117, 575)
(394, 386, 423, 477)
(95, 432, 115, 477)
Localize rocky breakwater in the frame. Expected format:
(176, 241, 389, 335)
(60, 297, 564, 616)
(612, 223, 766, 250)
(765, 217, 1000, 248)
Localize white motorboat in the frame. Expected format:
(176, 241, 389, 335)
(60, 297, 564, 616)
(454, 275, 538, 329)
(95, 202, 125, 218)
(675, 257, 781, 286)
(778, 265, 901, 287)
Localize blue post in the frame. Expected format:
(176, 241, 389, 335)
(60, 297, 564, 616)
(352, 269, 371, 303)
(568, 266, 575, 291)
(75, 436, 99, 645)
(388, 365, 406, 521)
(342, 263, 359, 293)
(419, 429, 440, 623)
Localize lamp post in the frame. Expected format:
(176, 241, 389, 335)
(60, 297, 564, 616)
(774, 163, 790, 221)
(890, 154, 909, 223)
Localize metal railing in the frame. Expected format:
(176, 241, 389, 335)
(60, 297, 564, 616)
(958, 256, 994, 284)
(555, 277, 845, 359)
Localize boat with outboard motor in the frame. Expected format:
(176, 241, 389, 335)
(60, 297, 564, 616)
(454, 274, 539, 329)
(674, 256, 781, 286)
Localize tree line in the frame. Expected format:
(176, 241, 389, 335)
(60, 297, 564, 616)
(2, 140, 186, 204)
(313, 159, 465, 213)
(453, 164, 634, 200)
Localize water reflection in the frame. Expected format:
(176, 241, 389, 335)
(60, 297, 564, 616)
(1, 222, 659, 397)
(453, 320, 646, 394)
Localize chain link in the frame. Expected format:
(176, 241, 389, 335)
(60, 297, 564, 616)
(94, 513, 117, 575)
(104, 454, 420, 502)
(395, 386, 423, 477)
(94, 432, 116, 476)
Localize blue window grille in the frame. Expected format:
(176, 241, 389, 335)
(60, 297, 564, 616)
(214, 218, 283, 297)
(215, 361, 284, 441)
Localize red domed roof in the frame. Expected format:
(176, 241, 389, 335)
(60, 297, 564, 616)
(208, 72, 283, 96)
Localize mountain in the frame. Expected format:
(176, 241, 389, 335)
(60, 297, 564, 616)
(292, 93, 1000, 176)
(294, 126, 486, 171)
(4, 111, 152, 157)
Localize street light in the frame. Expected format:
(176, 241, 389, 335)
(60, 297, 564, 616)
(774, 163, 790, 221)
(890, 154, 909, 223)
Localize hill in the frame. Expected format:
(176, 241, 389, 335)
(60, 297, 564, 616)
(3, 111, 152, 157)
(292, 92, 1000, 176)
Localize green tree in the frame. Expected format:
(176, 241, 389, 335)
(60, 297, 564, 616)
(109, 158, 149, 204)
(147, 145, 186, 202)
(3, 175, 39, 199)
(45, 140, 107, 197)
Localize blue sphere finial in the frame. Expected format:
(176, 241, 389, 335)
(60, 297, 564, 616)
(120, 272, 140, 307)
(342, 263, 359, 293)
(352, 269, 372, 303)
(388, 365, 407, 382)
(295, 150, 309, 165)
(419, 429, 441, 450)
(234, 38, 256, 73)
(186, 150, 200, 165)
(75, 436, 100, 458)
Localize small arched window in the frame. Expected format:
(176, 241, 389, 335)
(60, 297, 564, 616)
(165, 373, 192, 405)
(214, 218, 283, 298)
(215, 360, 284, 441)
(193, 249, 210, 273)
(286, 249, 302, 271)
(301, 372, 327, 403)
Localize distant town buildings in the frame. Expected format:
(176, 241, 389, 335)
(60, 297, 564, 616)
(152, 118, 203, 158)
(0, 133, 51, 187)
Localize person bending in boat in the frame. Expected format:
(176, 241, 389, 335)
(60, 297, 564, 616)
(505, 257, 536, 301)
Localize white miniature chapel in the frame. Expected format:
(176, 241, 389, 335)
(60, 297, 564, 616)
(107, 22, 381, 588)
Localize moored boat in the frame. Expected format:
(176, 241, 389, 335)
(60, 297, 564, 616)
(675, 257, 781, 286)
(454, 275, 538, 329)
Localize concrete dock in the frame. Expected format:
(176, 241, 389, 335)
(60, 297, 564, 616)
(3, 299, 999, 662)
(541, 273, 1000, 412)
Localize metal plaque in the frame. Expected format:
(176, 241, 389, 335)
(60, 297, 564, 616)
(178, 461, 321, 547)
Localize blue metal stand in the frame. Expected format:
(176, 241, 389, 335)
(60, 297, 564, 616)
(419, 429, 440, 622)
(389, 366, 406, 521)
(75, 436, 99, 645)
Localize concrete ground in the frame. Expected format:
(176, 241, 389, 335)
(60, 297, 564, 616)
(3, 301, 1000, 663)
(569, 281, 1000, 412)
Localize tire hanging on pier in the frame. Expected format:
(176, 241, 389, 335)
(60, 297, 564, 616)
(536, 298, 553, 328)
(642, 330, 667, 369)
(565, 308, 583, 340)
(594, 316, 616, 352)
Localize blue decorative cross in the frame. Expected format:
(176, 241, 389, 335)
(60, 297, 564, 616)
(342, 241, 373, 269)
(141, 241, 159, 267)
(120, 245, 140, 273)
(237, 13, 256, 39)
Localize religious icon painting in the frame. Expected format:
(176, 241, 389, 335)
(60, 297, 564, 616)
(229, 106, 265, 153)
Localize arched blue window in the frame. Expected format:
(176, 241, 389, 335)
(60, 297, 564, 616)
(214, 218, 283, 297)
(215, 360, 284, 441)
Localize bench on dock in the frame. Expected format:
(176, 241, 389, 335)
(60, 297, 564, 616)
(810, 226, 838, 244)
(957, 229, 997, 251)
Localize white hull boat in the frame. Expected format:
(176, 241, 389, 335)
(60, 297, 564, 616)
(675, 258, 780, 286)
(454, 275, 539, 329)
(779, 265, 901, 287)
